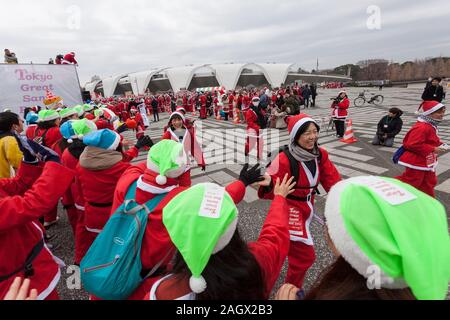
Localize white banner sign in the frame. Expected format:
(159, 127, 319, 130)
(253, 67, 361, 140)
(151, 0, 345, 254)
(0, 64, 83, 116)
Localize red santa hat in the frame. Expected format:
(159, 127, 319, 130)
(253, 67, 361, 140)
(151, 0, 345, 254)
(288, 114, 319, 143)
(416, 101, 445, 116)
(169, 111, 186, 123)
(176, 106, 186, 115)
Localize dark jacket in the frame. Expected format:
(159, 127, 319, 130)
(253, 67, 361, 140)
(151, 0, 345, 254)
(422, 84, 444, 103)
(377, 115, 403, 138)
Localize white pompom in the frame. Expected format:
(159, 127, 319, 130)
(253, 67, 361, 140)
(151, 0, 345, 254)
(189, 276, 207, 294)
(78, 134, 84, 139)
(67, 139, 74, 144)
(156, 175, 167, 185)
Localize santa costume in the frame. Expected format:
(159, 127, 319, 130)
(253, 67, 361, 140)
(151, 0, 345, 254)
(162, 112, 206, 173)
(245, 97, 265, 160)
(396, 101, 446, 198)
(258, 114, 341, 289)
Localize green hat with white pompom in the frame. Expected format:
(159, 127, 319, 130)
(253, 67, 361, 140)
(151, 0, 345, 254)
(163, 183, 239, 294)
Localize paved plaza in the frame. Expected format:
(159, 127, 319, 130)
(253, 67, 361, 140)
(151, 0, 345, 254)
(52, 87, 449, 299)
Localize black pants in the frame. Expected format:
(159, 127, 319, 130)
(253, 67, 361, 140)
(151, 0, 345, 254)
(334, 120, 345, 137)
(224, 113, 229, 121)
(153, 109, 159, 122)
(311, 96, 316, 107)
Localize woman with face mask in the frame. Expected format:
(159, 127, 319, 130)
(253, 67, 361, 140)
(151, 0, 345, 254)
(244, 97, 266, 160)
(395, 101, 447, 198)
(0, 112, 24, 178)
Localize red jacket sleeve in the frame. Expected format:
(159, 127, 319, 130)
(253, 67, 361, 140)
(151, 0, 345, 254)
(0, 162, 75, 232)
(122, 146, 139, 163)
(318, 148, 342, 192)
(189, 128, 206, 167)
(0, 162, 43, 196)
(337, 98, 350, 110)
(225, 180, 246, 204)
(248, 195, 289, 298)
(403, 126, 437, 155)
(258, 153, 291, 200)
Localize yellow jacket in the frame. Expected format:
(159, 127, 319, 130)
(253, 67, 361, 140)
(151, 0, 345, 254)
(0, 135, 23, 178)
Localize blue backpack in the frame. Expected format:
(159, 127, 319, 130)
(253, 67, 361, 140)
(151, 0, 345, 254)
(80, 181, 167, 300)
(392, 146, 405, 164)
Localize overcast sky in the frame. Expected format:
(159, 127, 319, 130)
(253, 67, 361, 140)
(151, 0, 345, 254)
(2, 0, 450, 84)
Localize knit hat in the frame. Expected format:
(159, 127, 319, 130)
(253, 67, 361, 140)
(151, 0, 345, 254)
(83, 104, 94, 113)
(25, 112, 39, 126)
(73, 105, 85, 117)
(60, 119, 97, 143)
(82, 129, 121, 151)
(59, 108, 78, 119)
(287, 114, 319, 143)
(146, 140, 188, 186)
(43, 89, 63, 107)
(324, 176, 450, 300)
(163, 183, 239, 294)
(416, 101, 445, 116)
(38, 109, 60, 122)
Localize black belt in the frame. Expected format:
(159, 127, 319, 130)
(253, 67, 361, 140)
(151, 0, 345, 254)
(287, 191, 316, 202)
(88, 202, 113, 208)
(0, 239, 45, 283)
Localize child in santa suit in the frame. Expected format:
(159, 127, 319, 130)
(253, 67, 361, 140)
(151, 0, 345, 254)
(76, 129, 154, 261)
(162, 112, 206, 177)
(258, 114, 341, 289)
(396, 101, 447, 198)
(0, 137, 75, 300)
(25, 112, 39, 140)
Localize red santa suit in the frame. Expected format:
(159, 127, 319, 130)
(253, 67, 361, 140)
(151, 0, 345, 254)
(396, 103, 445, 198)
(62, 52, 78, 65)
(258, 115, 341, 288)
(199, 95, 207, 119)
(245, 107, 264, 160)
(162, 112, 206, 170)
(28, 126, 63, 224)
(0, 161, 75, 300)
(331, 97, 350, 120)
(144, 193, 289, 300)
(228, 94, 235, 119)
(76, 146, 132, 260)
(116, 168, 247, 300)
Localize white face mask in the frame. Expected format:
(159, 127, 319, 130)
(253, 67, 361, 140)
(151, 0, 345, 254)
(252, 102, 260, 107)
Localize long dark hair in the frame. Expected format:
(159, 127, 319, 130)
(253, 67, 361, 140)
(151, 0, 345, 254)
(67, 139, 87, 159)
(0, 112, 20, 132)
(171, 230, 266, 300)
(305, 256, 416, 300)
(38, 119, 59, 130)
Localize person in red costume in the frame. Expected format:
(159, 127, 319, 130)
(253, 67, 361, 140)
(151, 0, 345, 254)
(199, 93, 207, 119)
(162, 111, 206, 173)
(140, 167, 289, 300)
(396, 101, 447, 198)
(0, 136, 75, 300)
(76, 129, 154, 261)
(331, 91, 350, 138)
(245, 96, 265, 160)
(258, 114, 341, 290)
(62, 52, 78, 66)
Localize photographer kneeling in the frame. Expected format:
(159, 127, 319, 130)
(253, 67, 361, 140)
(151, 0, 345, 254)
(372, 108, 403, 147)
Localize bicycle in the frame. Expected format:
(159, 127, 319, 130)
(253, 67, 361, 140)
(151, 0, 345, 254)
(354, 90, 384, 107)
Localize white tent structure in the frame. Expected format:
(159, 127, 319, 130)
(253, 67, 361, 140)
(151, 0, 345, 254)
(85, 63, 351, 97)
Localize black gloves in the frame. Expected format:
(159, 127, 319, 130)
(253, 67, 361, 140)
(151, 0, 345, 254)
(116, 123, 128, 134)
(17, 136, 60, 163)
(135, 136, 154, 149)
(201, 165, 206, 172)
(239, 163, 264, 187)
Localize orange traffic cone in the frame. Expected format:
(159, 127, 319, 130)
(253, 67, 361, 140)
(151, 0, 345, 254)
(340, 119, 358, 144)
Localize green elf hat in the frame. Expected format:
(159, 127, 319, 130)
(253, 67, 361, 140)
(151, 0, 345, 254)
(83, 103, 94, 112)
(94, 109, 104, 118)
(60, 119, 98, 143)
(59, 107, 78, 119)
(38, 109, 60, 122)
(163, 183, 239, 294)
(73, 105, 85, 117)
(146, 140, 188, 186)
(325, 176, 450, 300)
